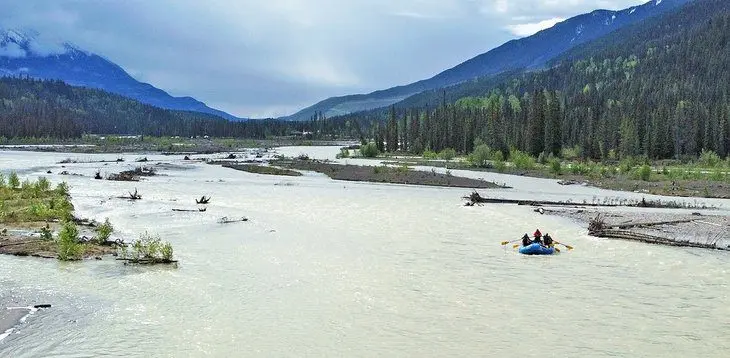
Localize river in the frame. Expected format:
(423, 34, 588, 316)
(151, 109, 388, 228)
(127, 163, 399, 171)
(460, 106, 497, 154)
(1, 148, 729, 357)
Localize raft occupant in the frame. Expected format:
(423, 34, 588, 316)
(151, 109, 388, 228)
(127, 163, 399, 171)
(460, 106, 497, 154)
(543, 233, 554, 247)
(532, 229, 543, 246)
(521, 234, 531, 247)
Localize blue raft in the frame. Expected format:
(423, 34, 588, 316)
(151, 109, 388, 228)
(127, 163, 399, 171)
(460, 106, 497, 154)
(518, 243, 555, 255)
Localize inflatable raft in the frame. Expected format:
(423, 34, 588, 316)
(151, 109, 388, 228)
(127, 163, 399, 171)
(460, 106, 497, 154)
(518, 243, 555, 255)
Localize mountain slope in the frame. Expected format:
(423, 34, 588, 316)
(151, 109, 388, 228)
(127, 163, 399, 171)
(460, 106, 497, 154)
(0, 77, 289, 138)
(0, 29, 242, 121)
(284, 0, 691, 121)
(340, 0, 730, 160)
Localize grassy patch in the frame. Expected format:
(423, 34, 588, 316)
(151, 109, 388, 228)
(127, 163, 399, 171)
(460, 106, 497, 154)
(0, 174, 74, 224)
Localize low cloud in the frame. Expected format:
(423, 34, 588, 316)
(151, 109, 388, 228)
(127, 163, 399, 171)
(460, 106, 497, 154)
(0, 42, 26, 58)
(506, 17, 566, 37)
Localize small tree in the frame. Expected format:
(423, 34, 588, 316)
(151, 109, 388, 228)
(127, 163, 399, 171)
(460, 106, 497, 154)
(95, 218, 114, 244)
(439, 148, 456, 161)
(468, 144, 492, 168)
(57, 221, 83, 261)
(359, 142, 380, 158)
(0, 173, 6, 188)
(8, 172, 20, 189)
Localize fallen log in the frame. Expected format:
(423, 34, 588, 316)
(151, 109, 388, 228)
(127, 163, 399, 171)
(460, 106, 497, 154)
(172, 208, 207, 212)
(609, 219, 696, 230)
(218, 216, 248, 224)
(590, 229, 730, 251)
(464, 191, 715, 210)
(116, 258, 178, 265)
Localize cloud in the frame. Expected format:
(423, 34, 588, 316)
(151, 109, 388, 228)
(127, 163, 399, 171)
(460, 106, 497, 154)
(0, 0, 647, 118)
(0, 42, 26, 58)
(506, 17, 566, 37)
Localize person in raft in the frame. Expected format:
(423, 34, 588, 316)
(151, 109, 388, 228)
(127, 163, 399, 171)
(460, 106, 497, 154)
(543, 233, 554, 247)
(532, 229, 543, 245)
(521, 234, 531, 247)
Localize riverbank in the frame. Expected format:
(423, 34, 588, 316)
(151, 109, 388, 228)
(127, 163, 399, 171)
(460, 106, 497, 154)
(0, 138, 353, 154)
(378, 156, 730, 199)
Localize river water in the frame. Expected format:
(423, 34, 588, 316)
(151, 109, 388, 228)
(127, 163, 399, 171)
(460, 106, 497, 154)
(1, 148, 729, 357)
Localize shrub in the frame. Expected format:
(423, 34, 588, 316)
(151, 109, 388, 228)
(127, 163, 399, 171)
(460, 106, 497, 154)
(0, 173, 5, 188)
(510, 150, 535, 170)
(8, 172, 19, 189)
(549, 158, 562, 175)
(95, 218, 114, 244)
(635, 164, 652, 181)
(35, 177, 50, 192)
(438, 148, 457, 161)
(468, 144, 492, 168)
(699, 149, 721, 168)
(336, 148, 351, 159)
(55, 182, 70, 196)
(359, 142, 380, 158)
(122, 232, 174, 263)
(423, 149, 438, 160)
(160, 242, 174, 261)
(494, 160, 506, 173)
(537, 152, 547, 165)
(57, 221, 83, 261)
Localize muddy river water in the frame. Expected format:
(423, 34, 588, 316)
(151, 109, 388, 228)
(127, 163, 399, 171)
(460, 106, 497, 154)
(1, 147, 728, 357)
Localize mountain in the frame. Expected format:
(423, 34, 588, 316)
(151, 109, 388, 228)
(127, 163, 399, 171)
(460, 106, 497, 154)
(0, 77, 290, 139)
(0, 29, 243, 121)
(338, 0, 730, 160)
(283, 0, 691, 121)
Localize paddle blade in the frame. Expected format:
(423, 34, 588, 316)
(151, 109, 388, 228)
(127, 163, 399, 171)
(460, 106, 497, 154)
(501, 241, 510, 245)
(554, 247, 561, 253)
(513, 244, 520, 249)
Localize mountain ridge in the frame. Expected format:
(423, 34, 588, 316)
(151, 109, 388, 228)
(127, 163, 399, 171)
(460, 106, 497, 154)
(0, 28, 243, 121)
(282, 0, 691, 121)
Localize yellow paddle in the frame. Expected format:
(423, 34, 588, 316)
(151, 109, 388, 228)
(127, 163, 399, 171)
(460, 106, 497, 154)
(501, 238, 523, 246)
(554, 241, 574, 250)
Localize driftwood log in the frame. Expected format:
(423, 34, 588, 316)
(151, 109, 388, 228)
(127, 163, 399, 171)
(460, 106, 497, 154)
(172, 208, 207, 212)
(591, 229, 730, 251)
(464, 191, 714, 210)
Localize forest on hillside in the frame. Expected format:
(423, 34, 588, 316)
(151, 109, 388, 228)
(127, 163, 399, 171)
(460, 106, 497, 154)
(335, 0, 730, 160)
(0, 77, 308, 139)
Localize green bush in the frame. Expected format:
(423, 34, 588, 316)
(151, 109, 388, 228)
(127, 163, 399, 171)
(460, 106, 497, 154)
(95, 218, 114, 244)
(336, 148, 351, 159)
(423, 149, 438, 160)
(35, 177, 50, 192)
(468, 144, 492, 168)
(57, 221, 83, 261)
(122, 232, 174, 263)
(0, 173, 6, 188)
(549, 158, 562, 175)
(359, 143, 380, 158)
(510, 150, 535, 170)
(494, 160, 506, 172)
(635, 164, 652, 181)
(537, 152, 547, 165)
(8, 172, 19, 189)
(699, 149, 721, 168)
(438, 148, 457, 161)
(55, 182, 70, 196)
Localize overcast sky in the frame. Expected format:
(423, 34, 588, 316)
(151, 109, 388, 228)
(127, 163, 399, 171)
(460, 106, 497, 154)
(2, 0, 647, 118)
